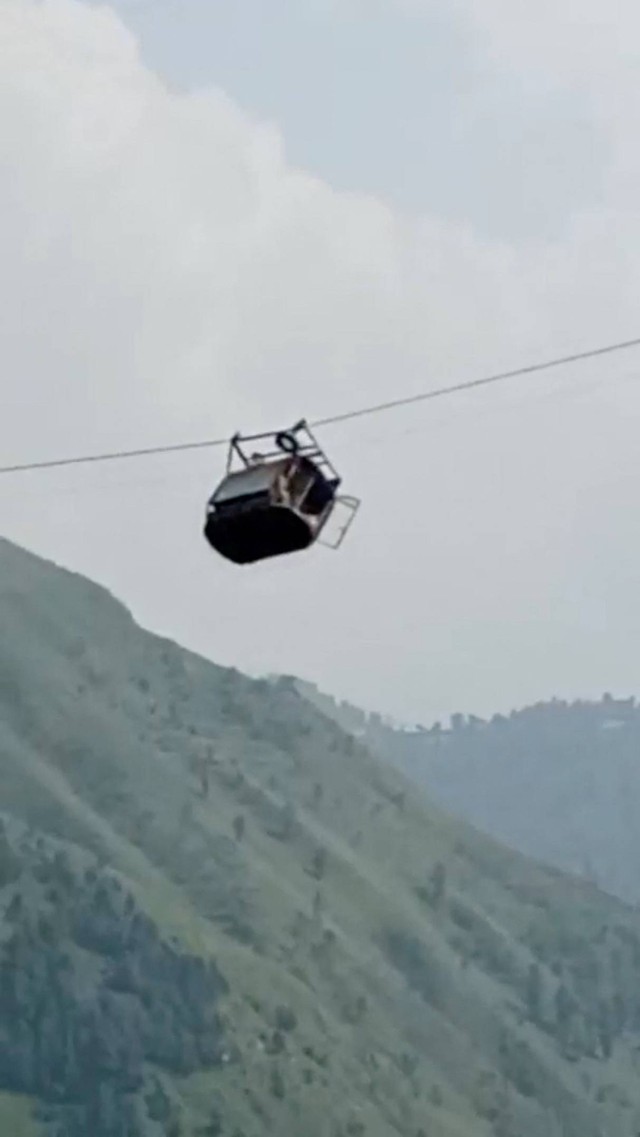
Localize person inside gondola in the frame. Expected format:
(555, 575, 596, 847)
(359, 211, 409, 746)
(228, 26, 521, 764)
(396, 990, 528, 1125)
(298, 459, 334, 515)
(274, 460, 293, 507)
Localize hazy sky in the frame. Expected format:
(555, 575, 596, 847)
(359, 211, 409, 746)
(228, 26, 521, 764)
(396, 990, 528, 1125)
(2, 0, 640, 724)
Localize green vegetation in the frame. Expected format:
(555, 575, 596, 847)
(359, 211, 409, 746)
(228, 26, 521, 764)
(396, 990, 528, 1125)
(0, 1091, 38, 1137)
(295, 679, 640, 906)
(3, 538, 640, 1136)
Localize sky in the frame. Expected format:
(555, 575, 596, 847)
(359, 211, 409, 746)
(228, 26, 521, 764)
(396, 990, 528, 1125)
(1, 0, 640, 725)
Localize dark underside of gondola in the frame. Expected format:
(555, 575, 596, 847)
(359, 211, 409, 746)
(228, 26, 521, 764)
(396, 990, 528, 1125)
(204, 500, 314, 565)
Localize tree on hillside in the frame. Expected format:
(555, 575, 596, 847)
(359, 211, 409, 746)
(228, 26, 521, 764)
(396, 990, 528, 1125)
(526, 963, 543, 1025)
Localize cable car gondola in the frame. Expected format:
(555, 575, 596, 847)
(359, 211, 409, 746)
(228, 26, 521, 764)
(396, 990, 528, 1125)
(203, 420, 359, 565)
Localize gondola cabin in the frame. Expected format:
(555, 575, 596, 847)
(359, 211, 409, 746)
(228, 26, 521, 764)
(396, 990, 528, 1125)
(203, 422, 358, 565)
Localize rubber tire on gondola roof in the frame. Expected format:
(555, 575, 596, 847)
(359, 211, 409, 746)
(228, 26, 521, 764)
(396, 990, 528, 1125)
(275, 431, 299, 454)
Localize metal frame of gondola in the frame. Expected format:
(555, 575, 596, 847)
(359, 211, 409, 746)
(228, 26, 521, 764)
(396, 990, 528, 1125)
(226, 420, 341, 486)
(222, 419, 360, 552)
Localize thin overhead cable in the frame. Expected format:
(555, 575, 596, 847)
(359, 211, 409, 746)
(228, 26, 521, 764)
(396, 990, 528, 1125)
(2, 334, 640, 477)
(0, 435, 230, 476)
(313, 336, 640, 427)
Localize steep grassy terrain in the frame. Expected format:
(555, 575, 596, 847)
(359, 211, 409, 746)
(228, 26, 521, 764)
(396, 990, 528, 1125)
(293, 681, 640, 905)
(3, 540, 640, 1136)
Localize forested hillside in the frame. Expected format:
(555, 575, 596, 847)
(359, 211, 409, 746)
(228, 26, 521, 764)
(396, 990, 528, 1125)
(293, 680, 640, 904)
(3, 539, 640, 1136)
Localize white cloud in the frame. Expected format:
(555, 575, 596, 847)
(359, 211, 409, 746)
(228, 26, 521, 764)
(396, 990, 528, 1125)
(398, 0, 640, 73)
(397, 0, 640, 197)
(0, 0, 542, 456)
(460, 0, 640, 79)
(2, 0, 640, 721)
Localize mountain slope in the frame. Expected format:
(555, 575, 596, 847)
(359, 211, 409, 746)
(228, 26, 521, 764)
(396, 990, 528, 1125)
(293, 681, 640, 905)
(3, 540, 640, 1136)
